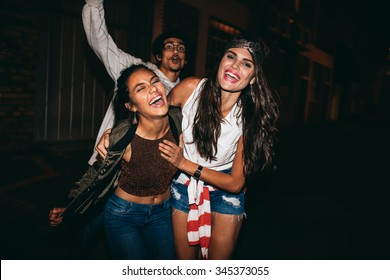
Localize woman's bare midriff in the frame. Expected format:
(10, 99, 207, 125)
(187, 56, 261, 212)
(114, 186, 170, 205)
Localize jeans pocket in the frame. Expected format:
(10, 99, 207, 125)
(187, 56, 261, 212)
(105, 194, 130, 215)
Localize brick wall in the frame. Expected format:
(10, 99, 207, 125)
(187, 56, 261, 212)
(0, 0, 39, 153)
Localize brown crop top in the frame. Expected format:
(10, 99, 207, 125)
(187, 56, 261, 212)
(118, 129, 177, 196)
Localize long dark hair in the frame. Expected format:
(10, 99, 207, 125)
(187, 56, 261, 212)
(114, 64, 151, 124)
(192, 37, 279, 177)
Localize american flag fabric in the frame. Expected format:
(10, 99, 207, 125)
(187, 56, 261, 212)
(177, 173, 215, 259)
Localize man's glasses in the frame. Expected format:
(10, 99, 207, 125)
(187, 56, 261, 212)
(163, 42, 186, 53)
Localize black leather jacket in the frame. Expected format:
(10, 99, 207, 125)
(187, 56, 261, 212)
(61, 107, 182, 220)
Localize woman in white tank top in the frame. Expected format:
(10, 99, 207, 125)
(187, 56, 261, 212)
(159, 36, 279, 259)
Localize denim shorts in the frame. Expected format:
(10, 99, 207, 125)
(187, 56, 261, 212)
(170, 170, 245, 215)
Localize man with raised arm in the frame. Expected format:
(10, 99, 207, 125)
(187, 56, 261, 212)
(83, 0, 191, 165)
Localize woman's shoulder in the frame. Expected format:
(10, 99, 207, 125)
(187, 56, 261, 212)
(110, 120, 132, 145)
(181, 76, 203, 87)
(175, 76, 203, 95)
(169, 76, 204, 107)
(112, 119, 131, 132)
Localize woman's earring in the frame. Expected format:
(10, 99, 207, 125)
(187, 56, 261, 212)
(132, 111, 138, 124)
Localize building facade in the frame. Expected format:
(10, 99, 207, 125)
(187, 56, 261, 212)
(0, 0, 385, 152)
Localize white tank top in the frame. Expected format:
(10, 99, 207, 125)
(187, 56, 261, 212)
(182, 78, 243, 171)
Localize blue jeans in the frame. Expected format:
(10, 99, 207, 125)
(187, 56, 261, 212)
(104, 193, 174, 260)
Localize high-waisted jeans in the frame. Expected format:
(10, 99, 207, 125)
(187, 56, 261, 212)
(104, 193, 174, 260)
